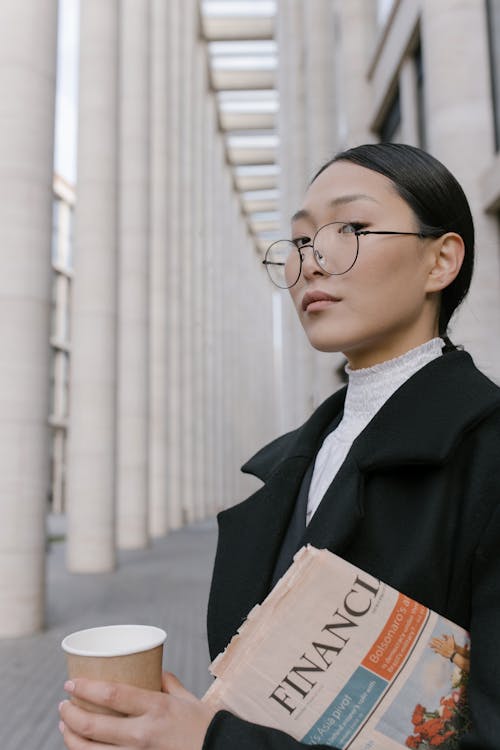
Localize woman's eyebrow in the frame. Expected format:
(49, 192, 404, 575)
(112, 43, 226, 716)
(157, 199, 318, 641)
(291, 193, 379, 223)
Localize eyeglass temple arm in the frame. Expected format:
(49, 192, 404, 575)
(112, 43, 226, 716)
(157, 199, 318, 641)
(355, 230, 434, 238)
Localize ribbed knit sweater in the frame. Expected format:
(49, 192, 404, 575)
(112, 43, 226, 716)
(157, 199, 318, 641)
(306, 338, 444, 524)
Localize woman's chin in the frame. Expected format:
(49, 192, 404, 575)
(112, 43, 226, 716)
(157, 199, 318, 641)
(303, 331, 345, 353)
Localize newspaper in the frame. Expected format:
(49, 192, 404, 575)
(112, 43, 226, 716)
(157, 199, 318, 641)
(202, 545, 470, 749)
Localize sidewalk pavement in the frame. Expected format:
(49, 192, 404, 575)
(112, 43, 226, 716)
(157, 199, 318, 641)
(0, 518, 219, 750)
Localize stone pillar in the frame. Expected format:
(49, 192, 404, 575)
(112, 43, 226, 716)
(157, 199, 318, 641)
(67, 0, 119, 573)
(165, 0, 183, 531)
(116, 0, 151, 549)
(333, 0, 376, 148)
(179, 0, 197, 524)
(422, 0, 500, 379)
(303, 0, 337, 173)
(0, 0, 58, 635)
(276, 0, 313, 432)
(276, 0, 308, 212)
(192, 42, 207, 521)
(203, 94, 216, 517)
(399, 55, 420, 147)
(148, 0, 169, 537)
(214, 133, 226, 512)
(303, 0, 344, 408)
(208, 136, 217, 514)
(220, 173, 233, 510)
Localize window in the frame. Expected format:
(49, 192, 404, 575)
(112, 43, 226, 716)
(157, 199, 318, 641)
(414, 43, 426, 149)
(379, 88, 401, 142)
(52, 198, 60, 262)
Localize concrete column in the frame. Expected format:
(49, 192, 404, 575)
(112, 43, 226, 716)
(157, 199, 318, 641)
(277, 0, 314, 432)
(214, 134, 226, 512)
(203, 95, 217, 518)
(302, 0, 345, 408)
(303, 0, 337, 173)
(399, 56, 419, 147)
(116, 0, 151, 549)
(165, 0, 183, 531)
(231, 214, 242, 503)
(148, 0, 169, 538)
(200, 68, 213, 520)
(422, 0, 500, 379)
(276, 0, 308, 213)
(221, 174, 233, 510)
(67, 0, 119, 573)
(228, 185, 238, 508)
(192, 42, 207, 521)
(179, 0, 197, 524)
(0, 0, 58, 635)
(333, 0, 376, 148)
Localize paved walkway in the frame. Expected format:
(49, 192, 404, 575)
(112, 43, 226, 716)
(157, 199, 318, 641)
(0, 518, 219, 750)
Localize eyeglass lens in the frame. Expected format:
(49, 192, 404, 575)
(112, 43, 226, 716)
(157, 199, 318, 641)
(264, 222, 359, 288)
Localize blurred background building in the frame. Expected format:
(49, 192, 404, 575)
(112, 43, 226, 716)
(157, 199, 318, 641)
(0, 0, 499, 637)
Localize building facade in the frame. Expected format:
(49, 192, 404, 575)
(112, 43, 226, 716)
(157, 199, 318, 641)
(276, 0, 500, 430)
(0, 0, 277, 637)
(1, 0, 499, 637)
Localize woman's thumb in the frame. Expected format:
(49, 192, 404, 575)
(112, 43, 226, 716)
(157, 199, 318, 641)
(162, 671, 194, 700)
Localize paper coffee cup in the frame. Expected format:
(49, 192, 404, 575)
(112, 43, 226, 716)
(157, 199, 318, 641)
(61, 624, 167, 714)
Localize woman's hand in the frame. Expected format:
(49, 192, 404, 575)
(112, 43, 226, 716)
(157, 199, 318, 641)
(59, 672, 217, 750)
(430, 634, 456, 659)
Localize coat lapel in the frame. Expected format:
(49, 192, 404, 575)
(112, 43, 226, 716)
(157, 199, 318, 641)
(207, 454, 310, 660)
(300, 452, 364, 555)
(207, 388, 348, 659)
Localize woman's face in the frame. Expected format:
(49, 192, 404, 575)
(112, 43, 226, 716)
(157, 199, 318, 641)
(288, 160, 441, 369)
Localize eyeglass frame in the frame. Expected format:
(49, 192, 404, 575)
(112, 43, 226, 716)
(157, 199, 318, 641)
(262, 221, 441, 289)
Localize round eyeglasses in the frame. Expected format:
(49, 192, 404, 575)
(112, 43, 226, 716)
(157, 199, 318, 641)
(262, 221, 434, 289)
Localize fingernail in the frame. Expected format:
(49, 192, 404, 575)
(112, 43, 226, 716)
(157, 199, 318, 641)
(64, 680, 75, 693)
(58, 721, 65, 735)
(59, 700, 68, 712)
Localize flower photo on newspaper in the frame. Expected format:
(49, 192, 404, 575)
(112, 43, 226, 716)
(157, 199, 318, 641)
(373, 621, 471, 749)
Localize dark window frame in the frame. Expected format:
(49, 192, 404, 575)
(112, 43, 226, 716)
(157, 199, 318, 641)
(379, 87, 401, 142)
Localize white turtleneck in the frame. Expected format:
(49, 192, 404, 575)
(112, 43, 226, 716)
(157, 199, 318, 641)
(306, 338, 444, 525)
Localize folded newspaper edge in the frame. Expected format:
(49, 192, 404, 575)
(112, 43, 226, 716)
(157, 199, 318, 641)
(202, 545, 470, 750)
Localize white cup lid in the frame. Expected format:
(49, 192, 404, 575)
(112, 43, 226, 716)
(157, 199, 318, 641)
(61, 624, 167, 657)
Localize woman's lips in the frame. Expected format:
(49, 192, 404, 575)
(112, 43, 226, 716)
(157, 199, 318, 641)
(302, 290, 341, 312)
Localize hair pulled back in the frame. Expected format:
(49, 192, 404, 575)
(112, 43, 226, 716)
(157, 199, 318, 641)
(312, 143, 474, 340)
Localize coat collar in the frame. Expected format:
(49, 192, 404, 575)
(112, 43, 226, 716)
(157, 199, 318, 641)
(243, 351, 500, 477)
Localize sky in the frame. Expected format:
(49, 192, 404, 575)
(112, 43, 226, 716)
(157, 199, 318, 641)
(54, 0, 80, 184)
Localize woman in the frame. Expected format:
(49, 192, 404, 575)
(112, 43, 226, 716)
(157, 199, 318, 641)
(59, 144, 500, 749)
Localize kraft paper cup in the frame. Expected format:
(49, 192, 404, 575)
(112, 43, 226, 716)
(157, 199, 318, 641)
(61, 624, 167, 715)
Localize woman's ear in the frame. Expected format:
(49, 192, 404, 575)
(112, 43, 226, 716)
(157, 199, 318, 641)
(425, 232, 465, 293)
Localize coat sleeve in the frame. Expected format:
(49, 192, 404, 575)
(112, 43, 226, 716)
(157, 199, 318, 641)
(463, 501, 500, 749)
(202, 710, 336, 750)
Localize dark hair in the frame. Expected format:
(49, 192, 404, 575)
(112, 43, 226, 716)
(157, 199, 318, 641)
(312, 143, 474, 341)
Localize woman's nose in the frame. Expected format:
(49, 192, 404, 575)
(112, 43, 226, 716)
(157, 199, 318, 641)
(300, 244, 326, 280)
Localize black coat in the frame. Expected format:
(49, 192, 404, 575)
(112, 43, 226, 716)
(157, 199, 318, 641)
(203, 350, 500, 750)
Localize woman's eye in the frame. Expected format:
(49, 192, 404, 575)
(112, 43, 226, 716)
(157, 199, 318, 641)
(293, 236, 310, 247)
(340, 222, 364, 234)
